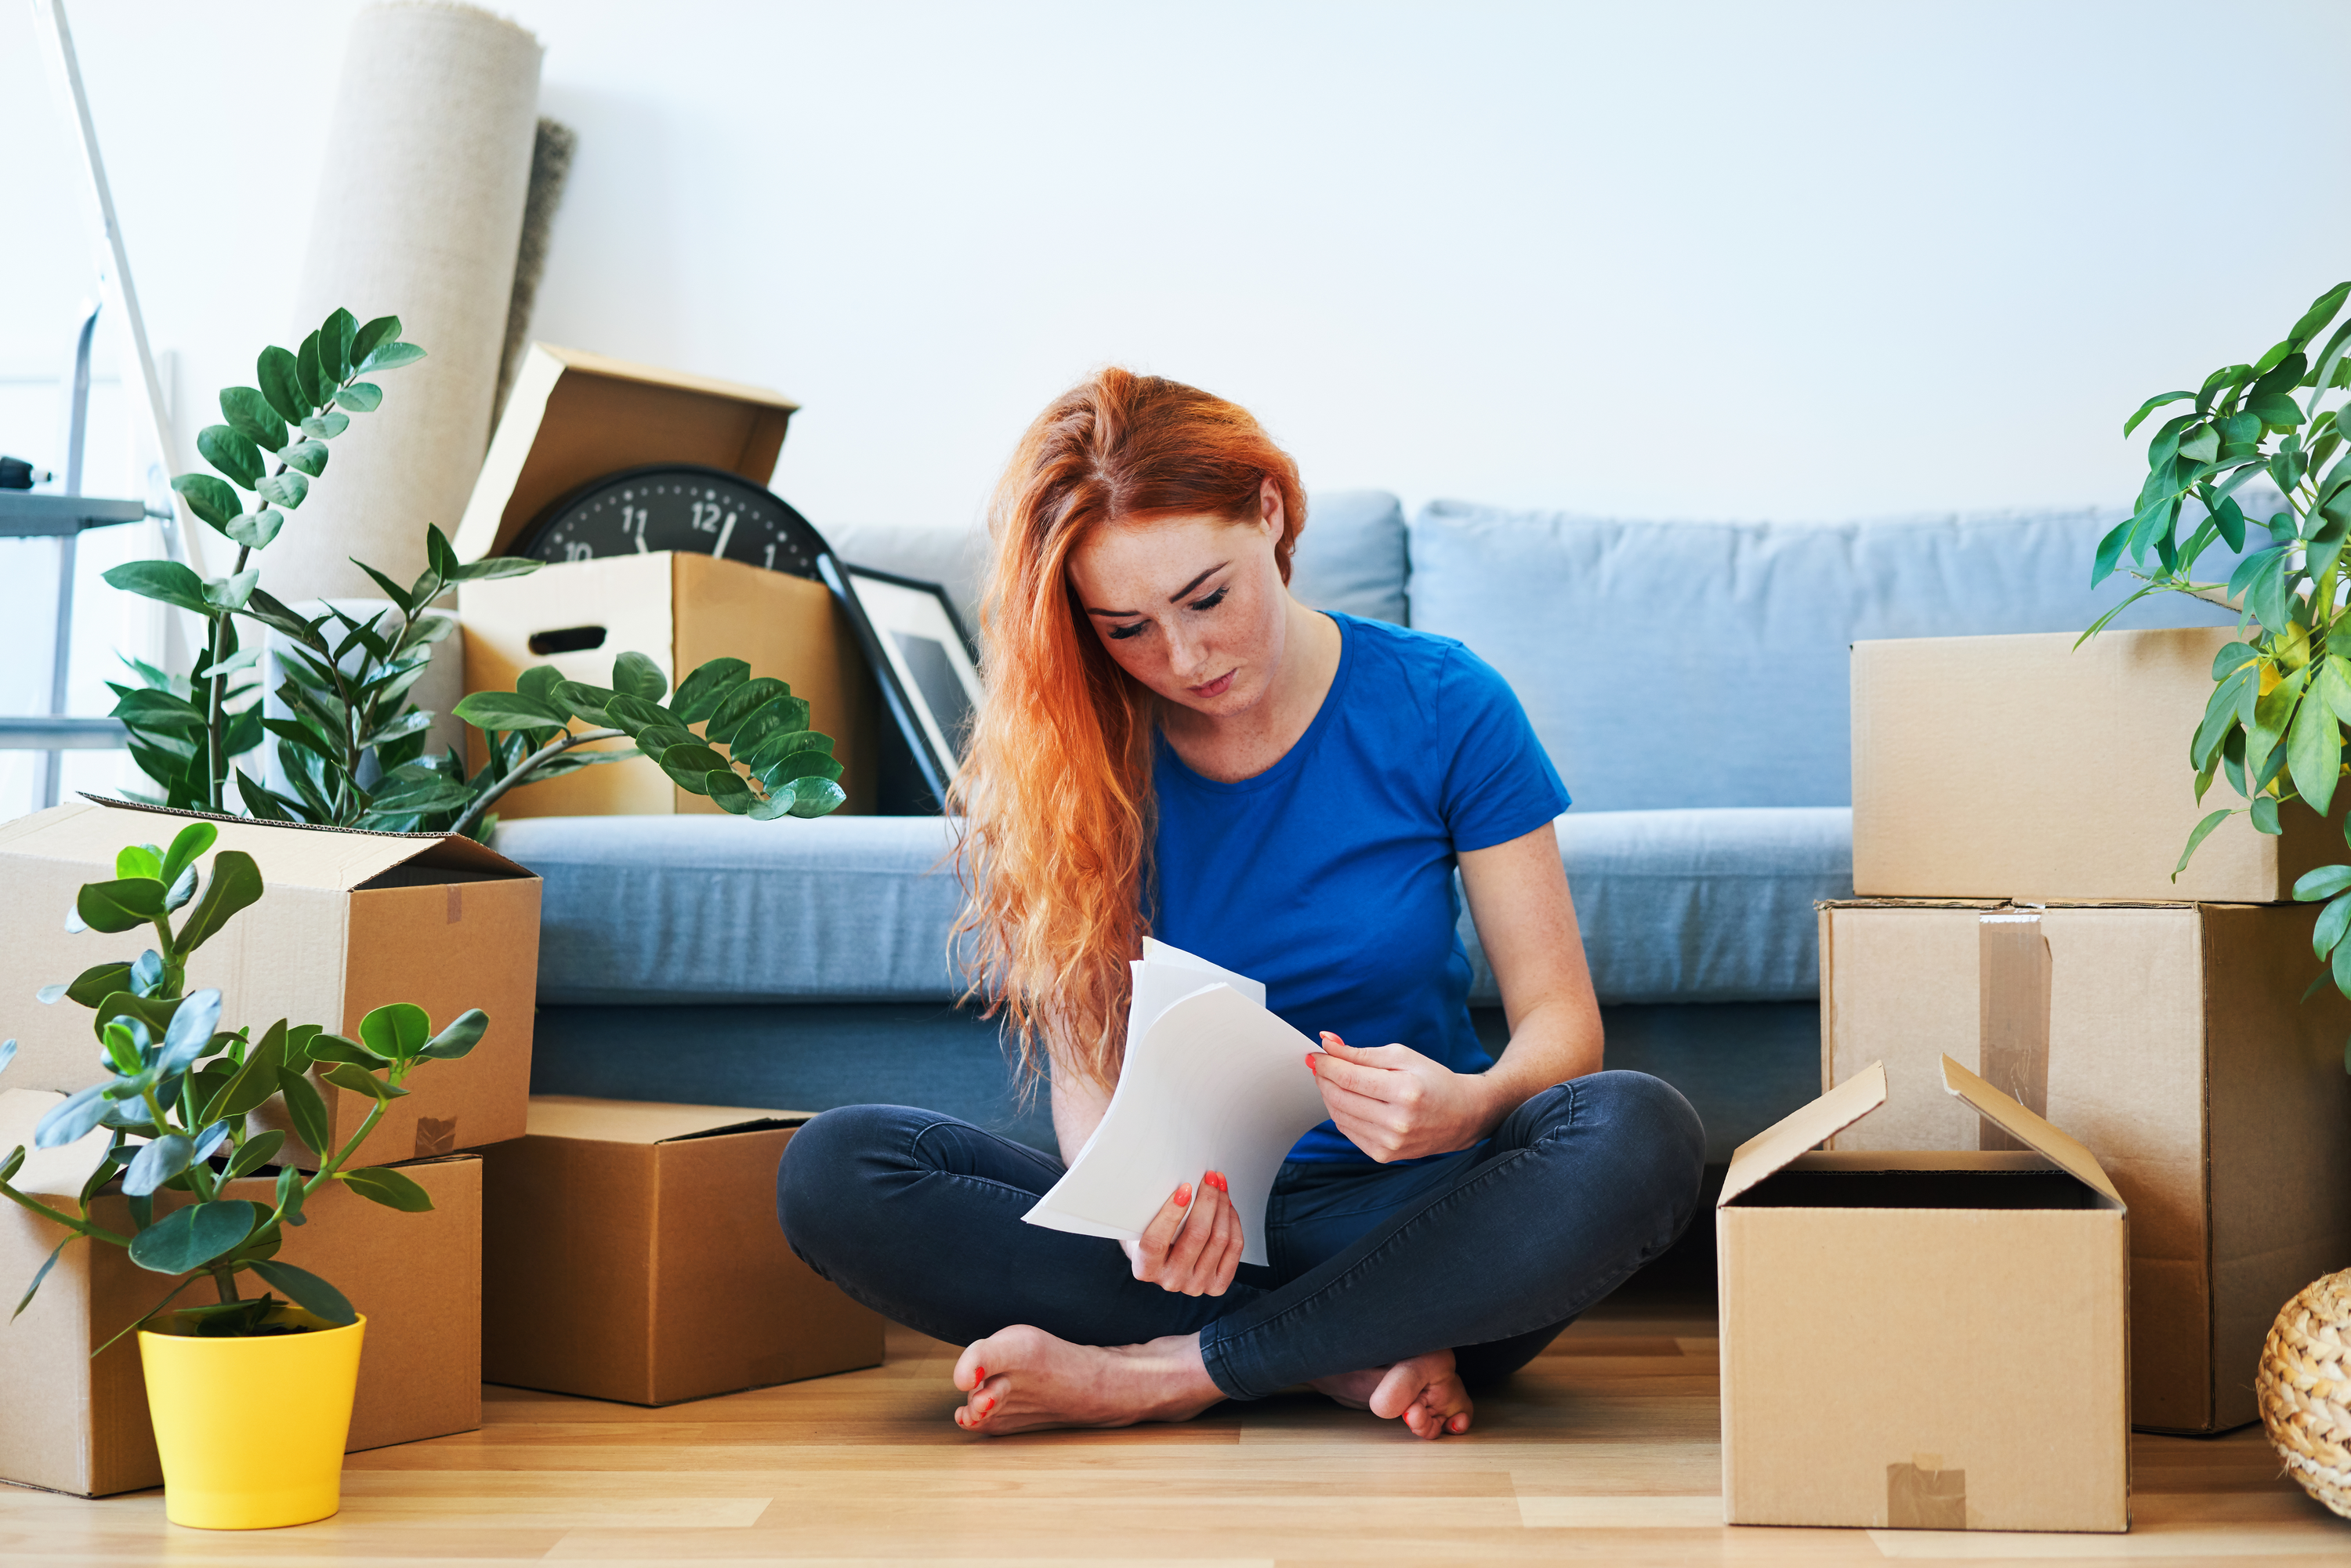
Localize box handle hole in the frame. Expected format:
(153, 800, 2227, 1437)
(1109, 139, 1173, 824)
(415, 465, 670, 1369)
(528, 625, 608, 655)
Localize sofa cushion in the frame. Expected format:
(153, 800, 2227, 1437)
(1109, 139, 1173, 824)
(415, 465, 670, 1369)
(1407, 500, 2243, 810)
(1460, 807, 1853, 1006)
(1290, 490, 1407, 624)
(494, 815, 967, 1005)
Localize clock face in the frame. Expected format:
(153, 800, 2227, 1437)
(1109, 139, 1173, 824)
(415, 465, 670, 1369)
(512, 463, 831, 578)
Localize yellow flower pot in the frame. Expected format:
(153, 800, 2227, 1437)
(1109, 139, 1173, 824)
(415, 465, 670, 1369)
(137, 1306, 367, 1530)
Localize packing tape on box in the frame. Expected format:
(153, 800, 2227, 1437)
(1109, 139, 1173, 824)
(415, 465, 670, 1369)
(1977, 911, 2052, 1153)
(1886, 1454, 1968, 1529)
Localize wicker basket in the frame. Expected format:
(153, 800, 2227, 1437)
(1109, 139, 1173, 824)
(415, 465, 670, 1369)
(2259, 1269, 2351, 1518)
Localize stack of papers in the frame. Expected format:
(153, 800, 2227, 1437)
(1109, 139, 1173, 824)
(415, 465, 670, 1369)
(1023, 940, 1331, 1266)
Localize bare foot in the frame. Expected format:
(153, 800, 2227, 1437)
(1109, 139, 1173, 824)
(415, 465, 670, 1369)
(951, 1324, 1226, 1436)
(1310, 1349, 1473, 1439)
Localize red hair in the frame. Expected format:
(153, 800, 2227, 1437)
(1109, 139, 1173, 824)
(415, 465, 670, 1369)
(951, 368, 1305, 1093)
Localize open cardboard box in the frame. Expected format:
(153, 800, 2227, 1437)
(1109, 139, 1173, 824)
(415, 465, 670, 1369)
(1719, 1057, 2128, 1533)
(0, 798, 540, 1167)
(452, 343, 876, 817)
(1819, 896, 2351, 1432)
(479, 1096, 882, 1404)
(0, 1088, 481, 1497)
(1852, 627, 2344, 902)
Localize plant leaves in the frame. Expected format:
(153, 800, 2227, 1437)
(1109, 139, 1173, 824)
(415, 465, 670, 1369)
(202, 568, 260, 614)
(277, 1066, 330, 1162)
(786, 776, 847, 817)
(350, 314, 400, 369)
(275, 1164, 307, 1227)
(127, 1200, 259, 1275)
(730, 695, 811, 756)
(2252, 795, 2283, 835)
(219, 386, 286, 452)
(256, 470, 309, 510)
(670, 657, 751, 723)
(451, 690, 567, 732)
(257, 345, 307, 424)
(102, 559, 212, 617)
(170, 473, 243, 533)
(246, 1258, 357, 1325)
(122, 1133, 195, 1197)
(176, 850, 263, 953)
(302, 411, 350, 440)
(357, 1002, 431, 1062)
(337, 381, 382, 412)
(705, 678, 790, 747)
(321, 307, 357, 382)
(357, 340, 426, 375)
(339, 1165, 433, 1212)
(611, 650, 668, 704)
(659, 742, 731, 794)
(197, 424, 264, 490)
(34, 1085, 110, 1147)
(320, 1060, 408, 1100)
(223, 1128, 286, 1179)
(2124, 389, 2194, 438)
(77, 877, 165, 934)
(13, 1232, 75, 1320)
(296, 330, 326, 408)
(158, 988, 224, 1075)
(418, 1009, 487, 1060)
(2292, 680, 2346, 817)
(224, 506, 285, 551)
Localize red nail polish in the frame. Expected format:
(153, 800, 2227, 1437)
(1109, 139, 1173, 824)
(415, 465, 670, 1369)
(973, 1365, 986, 1382)
(1176, 1183, 1191, 1207)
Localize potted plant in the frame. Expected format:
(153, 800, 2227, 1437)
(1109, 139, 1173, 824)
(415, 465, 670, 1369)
(2088, 277, 2351, 1515)
(0, 819, 483, 1529)
(103, 310, 847, 838)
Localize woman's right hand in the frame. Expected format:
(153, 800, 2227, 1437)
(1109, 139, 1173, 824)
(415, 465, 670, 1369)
(1121, 1171, 1243, 1296)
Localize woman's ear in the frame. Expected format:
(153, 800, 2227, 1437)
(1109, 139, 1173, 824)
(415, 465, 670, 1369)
(1259, 476, 1284, 538)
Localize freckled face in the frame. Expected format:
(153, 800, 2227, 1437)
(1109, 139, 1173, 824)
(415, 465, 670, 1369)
(1066, 509, 1288, 717)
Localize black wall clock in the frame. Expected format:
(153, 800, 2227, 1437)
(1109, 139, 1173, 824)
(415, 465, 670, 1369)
(508, 462, 832, 577)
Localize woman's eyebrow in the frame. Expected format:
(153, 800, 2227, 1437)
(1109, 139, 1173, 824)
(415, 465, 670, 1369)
(1084, 562, 1231, 617)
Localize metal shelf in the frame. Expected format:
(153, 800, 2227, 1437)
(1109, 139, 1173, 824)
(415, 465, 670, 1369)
(0, 715, 127, 749)
(0, 492, 149, 537)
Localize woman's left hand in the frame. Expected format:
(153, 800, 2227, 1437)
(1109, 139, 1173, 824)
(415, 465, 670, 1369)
(1308, 1032, 1497, 1163)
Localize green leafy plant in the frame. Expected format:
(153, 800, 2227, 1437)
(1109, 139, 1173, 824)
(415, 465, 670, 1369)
(107, 308, 427, 813)
(232, 523, 538, 832)
(2088, 279, 2351, 1042)
(0, 821, 480, 1345)
(98, 312, 849, 840)
(448, 650, 846, 838)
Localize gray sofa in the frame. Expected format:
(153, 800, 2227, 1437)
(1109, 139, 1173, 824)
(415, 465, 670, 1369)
(498, 491, 2237, 1160)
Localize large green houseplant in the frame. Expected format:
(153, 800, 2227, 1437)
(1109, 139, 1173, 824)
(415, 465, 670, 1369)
(2093, 278, 2351, 1518)
(107, 311, 847, 838)
(0, 820, 479, 1526)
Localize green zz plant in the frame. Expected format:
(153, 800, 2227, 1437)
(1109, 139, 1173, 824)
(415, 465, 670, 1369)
(233, 523, 538, 833)
(0, 820, 481, 1343)
(2088, 279, 2351, 1051)
(447, 650, 848, 839)
(105, 308, 426, 813)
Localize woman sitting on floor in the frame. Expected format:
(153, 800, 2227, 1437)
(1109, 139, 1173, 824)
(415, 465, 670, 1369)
(777, 369, 1704, 1438)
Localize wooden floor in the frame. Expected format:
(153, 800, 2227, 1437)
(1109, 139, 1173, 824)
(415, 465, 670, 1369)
(2, 1276, 2343, 1566)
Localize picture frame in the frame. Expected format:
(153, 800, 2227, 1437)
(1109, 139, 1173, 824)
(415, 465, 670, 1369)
(820, 559, 983, 807)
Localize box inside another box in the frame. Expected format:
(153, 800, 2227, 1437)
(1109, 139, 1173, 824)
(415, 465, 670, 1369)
(1717, 1058, 2128, 1534)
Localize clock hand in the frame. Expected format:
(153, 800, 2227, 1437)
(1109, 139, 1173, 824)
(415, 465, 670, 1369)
(712, 510, 737, 560)
(633, 513, 648, 553)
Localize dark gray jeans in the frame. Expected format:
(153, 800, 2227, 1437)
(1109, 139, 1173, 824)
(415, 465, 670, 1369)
(777, 1070, 1705, 1400)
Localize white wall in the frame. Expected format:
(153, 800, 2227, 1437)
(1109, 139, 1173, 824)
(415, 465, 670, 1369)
(4, 0, 2349, 759)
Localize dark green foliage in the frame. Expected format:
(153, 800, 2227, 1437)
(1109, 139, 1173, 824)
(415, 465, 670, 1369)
(2093, 281, 2351, 1062)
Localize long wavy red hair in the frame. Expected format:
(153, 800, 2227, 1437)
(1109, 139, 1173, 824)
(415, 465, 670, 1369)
(950, 368, 1305, 1094)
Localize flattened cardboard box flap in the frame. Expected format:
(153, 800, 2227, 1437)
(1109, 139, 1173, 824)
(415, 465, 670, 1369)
(71, 795, 534, 888)
(1720, 1061, 1887, 1206)
(524, 1094, 812, 1146)
(1940, 1057, 2124, 1208)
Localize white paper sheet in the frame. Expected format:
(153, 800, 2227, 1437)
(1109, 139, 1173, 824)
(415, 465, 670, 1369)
(1023, 942, 1328, 1266)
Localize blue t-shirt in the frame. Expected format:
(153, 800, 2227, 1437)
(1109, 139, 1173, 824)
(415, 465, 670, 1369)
(1149, 612, 1570, 1163)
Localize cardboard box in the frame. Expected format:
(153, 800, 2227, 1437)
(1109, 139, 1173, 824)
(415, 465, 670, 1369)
(479, 1096, 883, 1404)
(459, 552, 877, 817)
(0, 1088, 481, 1497)
(1719, 1056, 2129, 1533)
(452, 343, 876, 817)
(0, 798, 541, 1168)
(1852, 628, 2345, 902)
(1820, 897, 2351, 1432)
